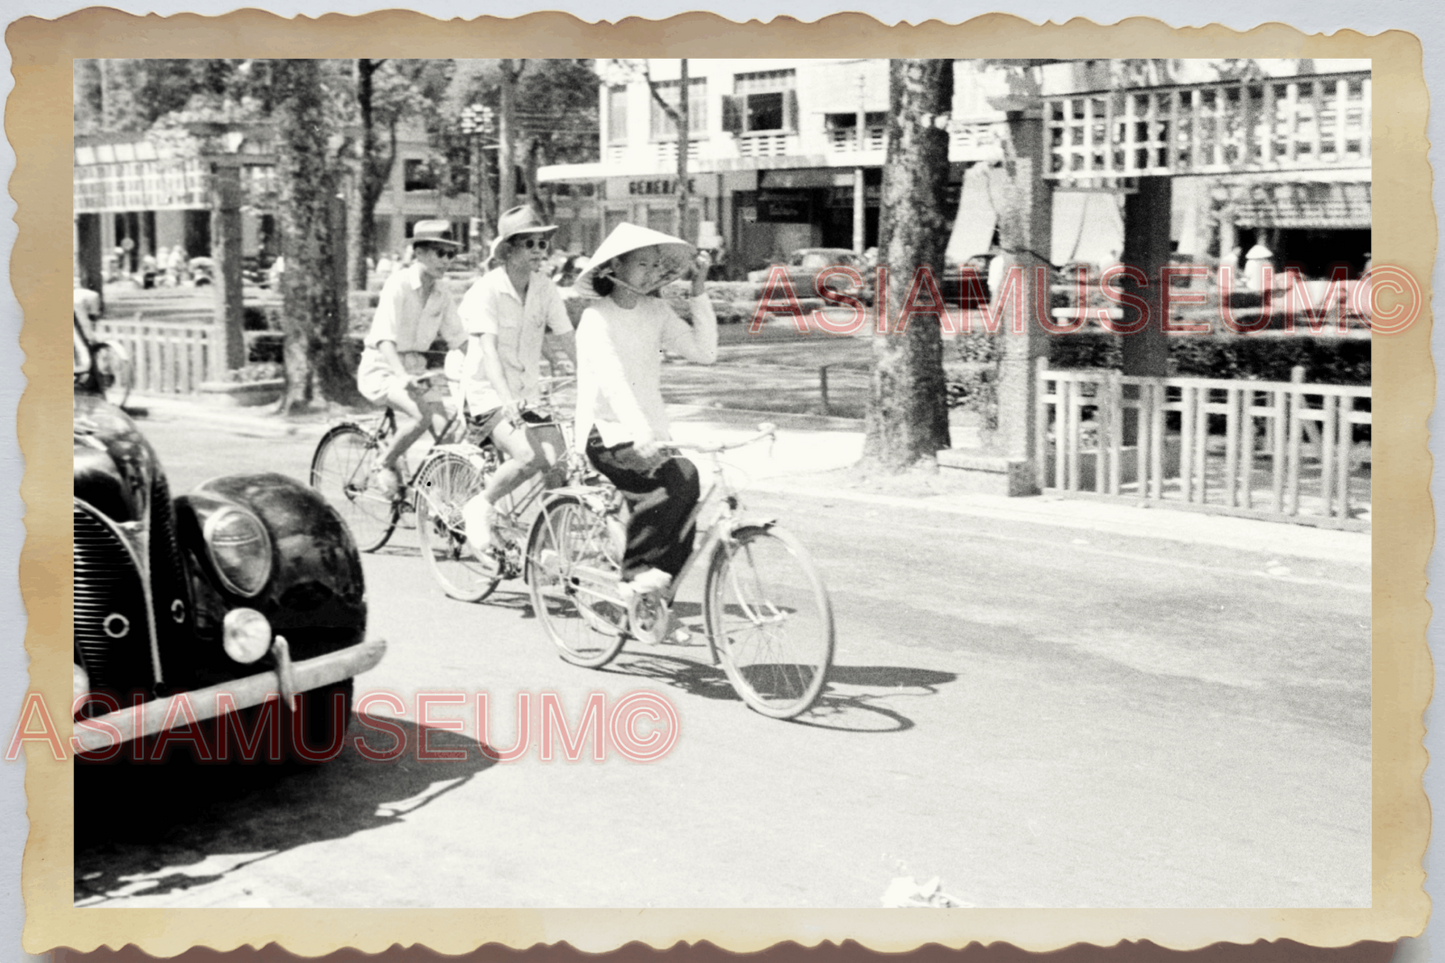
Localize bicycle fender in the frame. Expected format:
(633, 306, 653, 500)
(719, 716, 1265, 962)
(723, 518, 777, 542)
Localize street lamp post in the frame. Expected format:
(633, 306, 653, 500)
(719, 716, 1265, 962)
(460, 104, 498, 262)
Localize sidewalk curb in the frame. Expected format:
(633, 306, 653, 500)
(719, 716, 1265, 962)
(751, 479, 1371, 566)
(128, 393, 339, 439)
(123, 392, 1371, 567)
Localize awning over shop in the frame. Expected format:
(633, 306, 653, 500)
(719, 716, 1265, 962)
(1231, 181, 1371, 230)
(945, 164, 1127, 268)
(1051, 191, 1125, 266)
(944, 164, 997, 263)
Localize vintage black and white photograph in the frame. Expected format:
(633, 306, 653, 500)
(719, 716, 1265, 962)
(66, 51, 1381, 915)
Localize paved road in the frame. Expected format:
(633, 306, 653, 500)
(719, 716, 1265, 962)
(74, 408, 1371, 909)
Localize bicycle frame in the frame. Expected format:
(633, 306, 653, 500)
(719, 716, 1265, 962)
(530, 426, 779, 666)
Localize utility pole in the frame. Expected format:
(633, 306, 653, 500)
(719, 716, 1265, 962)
(853, 71, 867, 255)
(675, 58, 691, 239)
(460, 103, 497, 254)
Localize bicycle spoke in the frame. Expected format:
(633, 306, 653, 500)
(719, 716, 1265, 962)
(529, 497, 627, 668)
(707, 528, 834, 719)
(417, 451, 501, 603)
(310, 425, 396, 552)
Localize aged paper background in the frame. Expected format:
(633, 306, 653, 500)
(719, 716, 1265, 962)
(8, 8, 1433, 958)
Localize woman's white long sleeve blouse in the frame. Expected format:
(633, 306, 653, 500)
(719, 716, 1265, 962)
(575, 293, 718, 448)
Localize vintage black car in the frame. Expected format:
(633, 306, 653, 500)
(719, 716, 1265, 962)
(72, 319, 384, 763)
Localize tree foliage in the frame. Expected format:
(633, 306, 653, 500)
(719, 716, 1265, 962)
(434, 59, 600, 225)
(271, 59, 361, 411)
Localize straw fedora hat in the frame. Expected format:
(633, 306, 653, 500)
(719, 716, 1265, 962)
(572, 222, 694, 298)
(488, 205, 558, 264)
(410, 219, 461, 248)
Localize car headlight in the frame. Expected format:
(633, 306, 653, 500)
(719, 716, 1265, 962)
(203, 506, 273, 597)
(222, 608, 273, 664)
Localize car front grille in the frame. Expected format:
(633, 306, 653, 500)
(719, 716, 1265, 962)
(73, 502, 154, 696)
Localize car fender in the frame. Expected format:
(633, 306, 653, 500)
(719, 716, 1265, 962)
(175, 473, 367, 665)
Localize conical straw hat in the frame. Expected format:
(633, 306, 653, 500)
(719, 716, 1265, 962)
(573, 222, 694, 298)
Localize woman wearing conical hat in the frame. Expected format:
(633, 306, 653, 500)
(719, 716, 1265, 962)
(571, 222, 717, 596)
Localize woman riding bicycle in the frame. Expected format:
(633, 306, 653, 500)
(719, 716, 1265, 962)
(355, 219, 468, 496)
(570, 222, 716, 597)
(457, 205, 578, 552)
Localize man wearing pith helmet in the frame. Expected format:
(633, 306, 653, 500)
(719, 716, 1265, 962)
(458, 205, 577, 553)
(355, 219, 468, 496)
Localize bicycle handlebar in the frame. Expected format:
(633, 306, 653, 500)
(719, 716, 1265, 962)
(410, 369, 452, 386)
(661, 422, 777, 457)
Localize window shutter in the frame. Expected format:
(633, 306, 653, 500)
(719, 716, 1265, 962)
(722, 95, 742, 134)
(784, 89, 799, 132)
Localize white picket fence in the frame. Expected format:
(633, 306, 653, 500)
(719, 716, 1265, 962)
(1037, 359, 1371, 530)
(95, 316, 219, 395)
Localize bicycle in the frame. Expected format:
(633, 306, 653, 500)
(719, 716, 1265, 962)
(308, 370, 476, 553)
(525, 424, 836, 720)
(413, 377, 589, 603)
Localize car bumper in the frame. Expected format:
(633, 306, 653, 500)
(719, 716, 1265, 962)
(72, 635, 386, 755)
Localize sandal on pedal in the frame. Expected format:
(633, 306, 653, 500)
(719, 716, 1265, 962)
(372, 466, 402, 498)
(618, 567, 671, 601)
(461, 497, 495, 553)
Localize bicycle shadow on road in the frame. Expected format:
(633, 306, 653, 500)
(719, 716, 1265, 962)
(600, 650, 956, 734)
(795, 665, 958, 733)
(73, 717, 494, 907)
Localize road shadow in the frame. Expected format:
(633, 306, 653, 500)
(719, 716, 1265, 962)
(795, 665, 958, 733)
(73, 716, 494, 906)
(601, 649, 956, 734)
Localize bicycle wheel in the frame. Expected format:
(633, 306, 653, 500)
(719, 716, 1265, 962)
(310, 424, 397, 552)
(705, 525, 834, 719)
(415, 450, 503, 602)
(526, 495, 628, 668)
(92, 343, 132, 408)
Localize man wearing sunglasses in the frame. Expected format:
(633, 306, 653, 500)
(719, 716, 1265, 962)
(356, 219, 468, 496)
(458, 205, 577, 553)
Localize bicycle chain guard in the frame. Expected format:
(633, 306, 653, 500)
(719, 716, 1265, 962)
(627, 590, 672, 646)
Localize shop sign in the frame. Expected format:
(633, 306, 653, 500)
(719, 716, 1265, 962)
(628, 177, 696, 196)
(757, 191, 812, 223)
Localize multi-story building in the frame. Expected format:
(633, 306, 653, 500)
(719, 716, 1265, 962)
(538, 59, 1014, 277)
(73, 118, 478, 282)
(540, 58, 1373, 283)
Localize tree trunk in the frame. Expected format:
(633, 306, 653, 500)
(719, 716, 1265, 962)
(354, 59, 377, 291)
(498, 60, 522, 212)
(273, 59, 363, 413)
(476, 138, 497, 250)
(860, 59, 954, 472)
(520, 136, 547, 217)
(355, 59, 399, 291)
(675, 59, 690, 239)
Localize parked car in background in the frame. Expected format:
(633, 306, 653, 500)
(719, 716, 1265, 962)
(939, 254, 996, 311)
(72, 320, 384, 764)
(749, 248, 874, 305)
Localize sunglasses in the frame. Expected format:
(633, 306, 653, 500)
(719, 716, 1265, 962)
(417, 245, 457, 259)
(517, 237, 550, 251)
